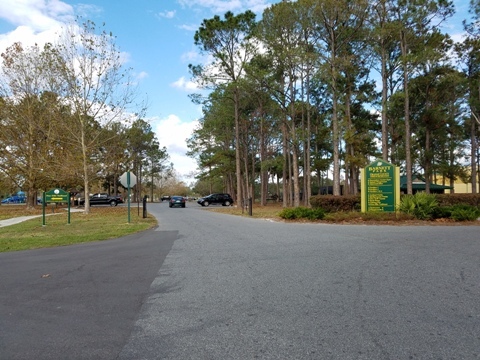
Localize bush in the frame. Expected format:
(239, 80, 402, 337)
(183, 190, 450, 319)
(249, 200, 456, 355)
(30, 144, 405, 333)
(398, 192, 438, 220)
(431, 206, 452, 219)
(278, 208, 299, 220)
(398, 194, 416, 215)
(306, 208, 326, 220)
(279, 207, 325, 220)
(436, 193, 480, 207)
(450, 204, 480, 222)
(310, 195, 360, 212)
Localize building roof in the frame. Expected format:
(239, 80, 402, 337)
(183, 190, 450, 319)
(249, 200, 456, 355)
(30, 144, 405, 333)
(399, 176, 453, 191)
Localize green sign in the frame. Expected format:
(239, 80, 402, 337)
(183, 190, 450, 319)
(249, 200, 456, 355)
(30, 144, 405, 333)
(44, 188, 69, 203)
(361, 159, 400, 212)
(42, 188, 71, 225)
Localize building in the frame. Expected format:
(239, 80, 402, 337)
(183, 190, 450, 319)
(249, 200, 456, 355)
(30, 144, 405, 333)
(400, 176, 453, 194)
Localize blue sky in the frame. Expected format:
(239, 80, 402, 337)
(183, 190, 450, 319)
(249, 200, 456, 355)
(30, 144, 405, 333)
(0, 0, 470, 183)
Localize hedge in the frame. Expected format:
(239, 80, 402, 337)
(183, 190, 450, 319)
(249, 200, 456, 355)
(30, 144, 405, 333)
(310, 195, 361, 212)
(310, 193, 480, 213)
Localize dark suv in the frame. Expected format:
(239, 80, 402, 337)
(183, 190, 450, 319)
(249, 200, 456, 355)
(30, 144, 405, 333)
(197, 193, 234, 207)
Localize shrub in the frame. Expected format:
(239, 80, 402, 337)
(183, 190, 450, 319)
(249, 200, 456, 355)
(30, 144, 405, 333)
(450, 204, 480, 222)
(436, 193, 480, 207)
(310, 195, 360, 212)
(306, 208, 326, 220)
(398, 194, 416, 215)
(278, 208, 299, 220)
(431, 206, 452, 219)
(398, 192, 438, 220)
(278, 207, 325, 220)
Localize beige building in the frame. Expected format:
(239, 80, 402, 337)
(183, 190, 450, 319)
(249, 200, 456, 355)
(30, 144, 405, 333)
(433, 168, 479, 194)
(436, 180, 479, 194)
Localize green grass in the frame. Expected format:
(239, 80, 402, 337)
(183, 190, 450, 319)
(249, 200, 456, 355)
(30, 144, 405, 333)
(0, 205, 157, 252)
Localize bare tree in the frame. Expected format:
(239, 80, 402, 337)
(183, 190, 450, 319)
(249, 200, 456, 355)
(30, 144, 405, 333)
(56, 18, 141, 213)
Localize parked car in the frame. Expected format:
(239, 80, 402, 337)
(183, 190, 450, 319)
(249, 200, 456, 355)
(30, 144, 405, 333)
(113, 194, 124, 204)
(197, 193, 234, 207)
(1, 195, 26, 204)
(161, 195, 171, 201)
(169, 195, 186, 208)
(79, 193, 122, 207)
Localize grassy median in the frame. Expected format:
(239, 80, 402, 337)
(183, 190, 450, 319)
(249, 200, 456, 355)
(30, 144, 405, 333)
(0, 205, 157, 252)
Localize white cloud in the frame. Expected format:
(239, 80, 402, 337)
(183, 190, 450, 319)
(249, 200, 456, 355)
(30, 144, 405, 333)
(153, 114, 199, 179)
(0, 0, 139, 87)
(177, 0, 242, 13)
(181, 49, 201, 62)
(179, 23, 198, 31)
(0, 0, 120, 59)
(136, 71, 149, 80)
(177, 0, 273, 14)
(0, 0, 73, 30)
(157, 10, 176, 19)
(74, 4, 103, 18)
(246, 0, 273, 13)
(171, 76, 199, 91)
(0, 0, 74, 55)
(450, 31, 466, 44)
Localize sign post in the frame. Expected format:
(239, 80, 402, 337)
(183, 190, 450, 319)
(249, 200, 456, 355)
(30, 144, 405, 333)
(120, 171, 137, 223)
(361, 159, 400, 213)
(42, 188, 71, 225)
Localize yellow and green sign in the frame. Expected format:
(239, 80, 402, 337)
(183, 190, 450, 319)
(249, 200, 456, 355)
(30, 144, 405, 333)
(43, 188, 71, 225)
(361, 159, 400, 212)
(44, 188, 69, 203)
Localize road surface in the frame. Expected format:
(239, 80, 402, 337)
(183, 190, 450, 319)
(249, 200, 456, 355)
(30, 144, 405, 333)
(1, 202, 479, 359)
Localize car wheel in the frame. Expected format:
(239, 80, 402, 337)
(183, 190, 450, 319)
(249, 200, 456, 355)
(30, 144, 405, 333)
(182, 204, 186, 208)
(224, 200, 231, 206)
(204, 201, 209, 207)
(110, 200, 117, 206)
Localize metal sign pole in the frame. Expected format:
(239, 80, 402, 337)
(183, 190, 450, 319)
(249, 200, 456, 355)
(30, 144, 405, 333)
(67, 195, 71, 225)
(127, 171, 131, 223)
(42, 192, 46, 226)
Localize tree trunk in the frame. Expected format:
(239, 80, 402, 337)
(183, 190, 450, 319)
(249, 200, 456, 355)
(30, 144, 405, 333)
(332, 86, 341, 196)
(425, 128, 431, 194)
(289, 81, 300, 207)
(401, 30, 413, 195)
(472, 113, 478, 194)
(304, 66, 312, 207)
(282, 115, 289, 208)
(381, 25, 389, 161)
(260, 116, 267, 206)
(81, 126, 91, 214)
(234, 87, 243, 208)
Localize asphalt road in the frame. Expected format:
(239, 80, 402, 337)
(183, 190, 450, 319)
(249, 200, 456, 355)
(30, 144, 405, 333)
(1, 202, 479, 359)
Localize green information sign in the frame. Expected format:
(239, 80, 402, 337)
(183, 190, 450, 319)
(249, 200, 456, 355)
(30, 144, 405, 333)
(361, 159, 400, 212)
(44, 188, 69, 203)
(42, 188, 71, 225)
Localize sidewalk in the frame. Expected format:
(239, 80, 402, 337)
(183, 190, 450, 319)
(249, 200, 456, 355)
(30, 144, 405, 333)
(0, 209, 84, 228)
(0, 215, 43, 228)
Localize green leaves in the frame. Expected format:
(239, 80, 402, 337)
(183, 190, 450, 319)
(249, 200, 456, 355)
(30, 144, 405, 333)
(398, 192, 438, 219)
